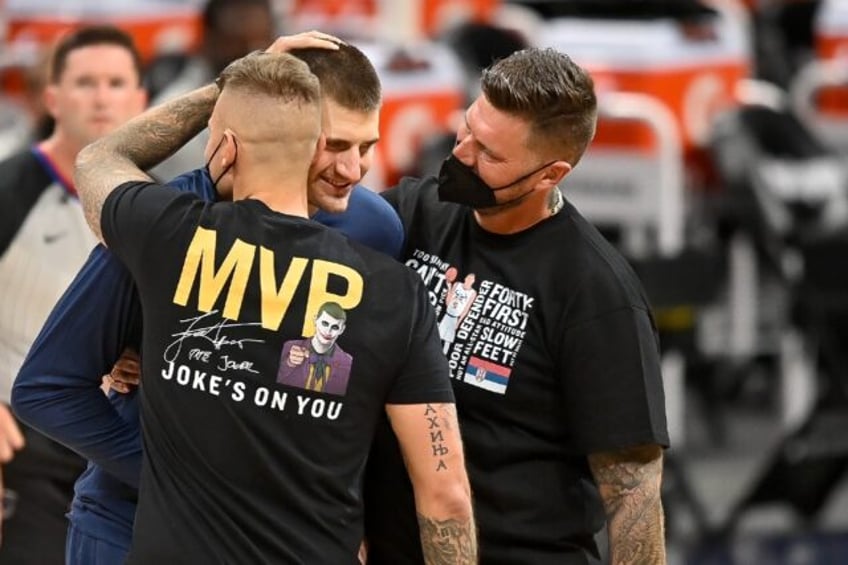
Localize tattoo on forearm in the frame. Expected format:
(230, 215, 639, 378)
(589, 447, 666, 565)
(417, 514, 476, 565)
(76, 84, 220, 240)
(424, 404, 454, 471)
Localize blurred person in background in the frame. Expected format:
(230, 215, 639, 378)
(750, 0, 822, 89)
(12, 33, 402, 564)
(147, 0, 276, 182)
(0, 25, 146, 563)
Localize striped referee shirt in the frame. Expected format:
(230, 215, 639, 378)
(0, 147, 98, 403)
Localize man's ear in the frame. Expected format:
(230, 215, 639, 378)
(43, 84, 60, 119)
(542, 161, 572, 189)
(220, 130, 238, 167)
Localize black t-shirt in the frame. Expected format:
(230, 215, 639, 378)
(366, 177, 669, 565)
(101, 181, 454, 564)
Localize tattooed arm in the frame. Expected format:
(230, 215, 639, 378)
(588, 444, 666, 565)
(74, 83, 220, 242)
(386, 402, 477, 564)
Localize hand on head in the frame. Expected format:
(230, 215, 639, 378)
(265, 31, 344, 55)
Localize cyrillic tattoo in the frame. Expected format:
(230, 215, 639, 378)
(424, 403, 451, 471)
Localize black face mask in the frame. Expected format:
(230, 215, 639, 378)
(437, 155, 556, 209)
(204, 135, 236, 189)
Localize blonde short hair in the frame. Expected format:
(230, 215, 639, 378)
(218, 51, 321, 108)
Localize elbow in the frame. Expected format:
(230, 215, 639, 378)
(414, 476, 478, 563)
(438, 482, 474, 523)
(415, 473, 474, 522)
(74, 143, 98, 185)
(10, 374, 51, 430)
(10, 380, 36, 427)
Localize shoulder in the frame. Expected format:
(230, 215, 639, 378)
(0, 149, 54, 253)
(102, 181, 206, 249)
(0, 149, 50, 195)
(383, 175, 461, 227)
(349, 238, 423, 287)
(109, 179, 200, 207)
(382, 175, 436, 208)
(313, 185, 405, 258)
(350, 184, 393, 211)
(0, 148, 40, 173)
(164, 168, 216, 201)
(348, 185, 402, 226)
(559, 201, 651, 308)
(335, 346, 353, 362)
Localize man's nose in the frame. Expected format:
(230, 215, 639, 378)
(452, 135, 475, 167)
(336, 150, 359, 180)
(93, 81, 113, 104)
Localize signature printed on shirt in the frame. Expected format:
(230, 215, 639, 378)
(164, 310, 265, 363)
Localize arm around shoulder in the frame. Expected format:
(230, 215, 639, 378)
(386, 402, 477, 564)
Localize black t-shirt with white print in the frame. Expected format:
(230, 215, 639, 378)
(366, 176, 669, 565)
(101, 181, 454, 564)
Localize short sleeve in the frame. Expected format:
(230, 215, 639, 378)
(560, 305, 669, 452)
(386, 275, 455, 405)
(101, 181, 201, 276)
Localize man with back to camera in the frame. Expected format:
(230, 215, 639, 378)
(365, 47, 670, 564)
(12, 33, 405, 563)
(0, 25, 146, 563)
(72, 49, 476, 562)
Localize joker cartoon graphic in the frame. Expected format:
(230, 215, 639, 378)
(277, 301, 353, 396)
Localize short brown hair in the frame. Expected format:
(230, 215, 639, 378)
(481, 47, 597, 164)
(289, 43, 381, 112)
(48, 25, 143, 85)
(218, 51, 321, 107)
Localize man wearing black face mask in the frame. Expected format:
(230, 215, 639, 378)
(437, 155, 558, 210)
(365, 47, 669, 564)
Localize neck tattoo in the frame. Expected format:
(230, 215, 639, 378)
(549, 187, 564, 217)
